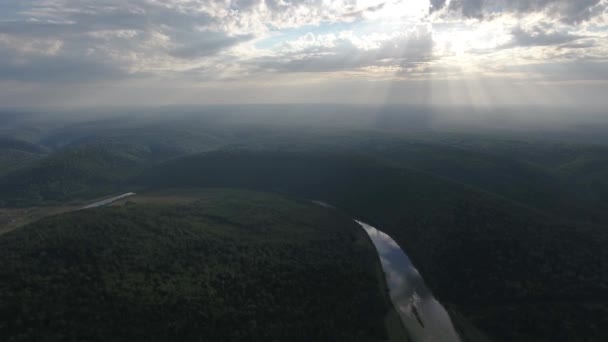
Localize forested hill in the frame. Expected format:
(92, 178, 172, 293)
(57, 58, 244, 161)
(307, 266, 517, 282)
(139, 150, 608, 342)
(0, 137, 48, 176)
(0, 190, 405, 342)
(1, 109, 608, 341)
(0, 143, 152, 206)
(1, 112, 607, 225)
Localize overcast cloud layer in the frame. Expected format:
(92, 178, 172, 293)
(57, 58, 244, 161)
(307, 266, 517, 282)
(0, 0, 607, 107)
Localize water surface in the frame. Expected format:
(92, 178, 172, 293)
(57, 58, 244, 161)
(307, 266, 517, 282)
(81, 192, 136, 209)
(357, 221, 461, 342)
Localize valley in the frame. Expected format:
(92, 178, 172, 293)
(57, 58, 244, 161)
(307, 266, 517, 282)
(1, 108, 607, 341)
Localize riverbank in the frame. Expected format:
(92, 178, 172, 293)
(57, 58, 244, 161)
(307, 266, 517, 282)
(359, 222, 412, 342)
(358, 221, 461, 342)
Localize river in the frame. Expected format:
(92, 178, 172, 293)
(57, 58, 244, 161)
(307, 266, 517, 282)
(357, 221, 461, 342)
(80, 192, 136, 209)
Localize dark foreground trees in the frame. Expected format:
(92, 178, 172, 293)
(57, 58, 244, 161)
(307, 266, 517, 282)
(0, 190, 399, 342)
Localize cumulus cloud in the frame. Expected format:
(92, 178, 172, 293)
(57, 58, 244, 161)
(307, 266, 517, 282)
(432, 0, 607, 24)
(506, 24, 588, 48)
(254, 27, 433, 73)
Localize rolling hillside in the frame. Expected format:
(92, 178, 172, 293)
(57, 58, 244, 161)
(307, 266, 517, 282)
(139, 150, 608, 341)
(0, 137, 48, 175)
(0, 190, 404, 342)
(0, 143, 153, 206)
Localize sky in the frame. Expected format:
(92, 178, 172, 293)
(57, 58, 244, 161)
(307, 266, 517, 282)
(0, 0, 607, 108)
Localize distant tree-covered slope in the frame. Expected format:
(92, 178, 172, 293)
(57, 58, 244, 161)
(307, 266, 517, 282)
(0, 143, 153, 206)
(0, 137, 47, 154)
(139, 150, 608, 342)
(556, 147, 608, 204)
(3, 111, 608, 225)
(0, 190, 402, 342)
(419, 137, 608, 218)
(0, 137, 48, 176)
(342, 137, 608, 224)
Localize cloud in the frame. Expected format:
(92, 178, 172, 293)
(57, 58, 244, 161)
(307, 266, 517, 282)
(0, 0, 438, 81)
(0, 45, 131, 82)
(0, 0, 257, 82)
(493, 59, 608, 82)
(0, 0, 606, 108)
(432, 0, 607, 24)
(506, 24, 588, 48)
(169, 33, 254, 59)
(253, 28, 433, 73)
